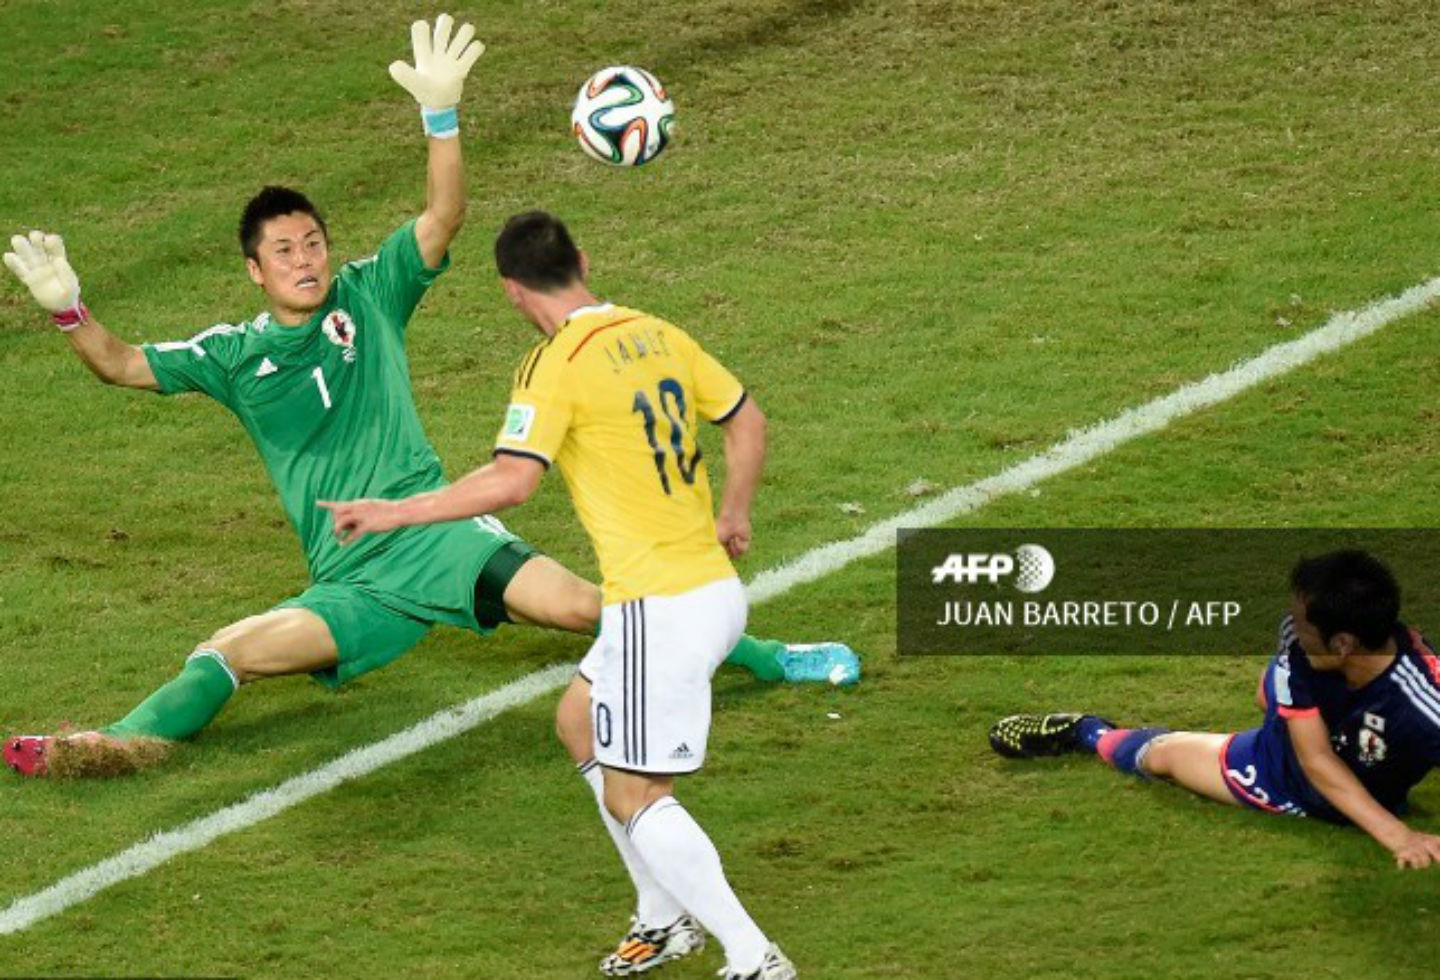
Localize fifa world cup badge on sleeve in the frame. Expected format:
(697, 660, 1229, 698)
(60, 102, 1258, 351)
(503, 403, 535, 441)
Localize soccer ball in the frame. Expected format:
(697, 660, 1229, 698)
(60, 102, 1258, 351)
(571, 66, 675, 167)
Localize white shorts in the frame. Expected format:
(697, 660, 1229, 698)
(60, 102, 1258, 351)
(578, 576, 747, 774)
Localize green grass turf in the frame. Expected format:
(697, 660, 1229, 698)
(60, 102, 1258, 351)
(3, 0, 1440, 976)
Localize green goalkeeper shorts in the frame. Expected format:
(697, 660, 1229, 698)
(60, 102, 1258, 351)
(274, 519, 538, 689)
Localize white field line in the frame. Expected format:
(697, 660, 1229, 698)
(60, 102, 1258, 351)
(3, 276, 1437, 937)
(747, 275, 1440, 604)
(0, 664, 575, 936)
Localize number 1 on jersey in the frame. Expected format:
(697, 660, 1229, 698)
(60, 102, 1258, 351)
(311, 365, 332, 410)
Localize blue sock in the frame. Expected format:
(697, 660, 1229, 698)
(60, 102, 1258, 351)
(1097, 727, 1170, 776)
(1075, 715, 1112, 753)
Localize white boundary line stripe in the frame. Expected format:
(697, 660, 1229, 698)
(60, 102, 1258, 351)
(747, 276, 1440, 604)
(2, 276, 1437, 937)
(0, 664, 574, 936)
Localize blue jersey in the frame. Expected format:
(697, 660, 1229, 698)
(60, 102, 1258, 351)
(1235, 617, 1440, 822)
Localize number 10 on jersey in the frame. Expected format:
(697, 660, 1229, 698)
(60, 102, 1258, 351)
(632, 378, 699, 494)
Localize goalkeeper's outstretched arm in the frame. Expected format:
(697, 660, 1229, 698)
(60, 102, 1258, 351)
(389, 13, 486, 269)
(4, 231, 158, 390)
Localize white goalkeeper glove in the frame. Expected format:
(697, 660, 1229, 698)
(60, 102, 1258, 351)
(389, 13, 485, 138)
(3, 230, 88, 330)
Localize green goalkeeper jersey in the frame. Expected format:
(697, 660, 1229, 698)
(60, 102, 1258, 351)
(142, 220, 469, 582)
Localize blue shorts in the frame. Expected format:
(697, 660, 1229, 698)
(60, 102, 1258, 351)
(1220, 728, 1312, 818)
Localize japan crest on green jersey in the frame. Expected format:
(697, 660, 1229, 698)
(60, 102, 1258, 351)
(142, 220, 457, 581)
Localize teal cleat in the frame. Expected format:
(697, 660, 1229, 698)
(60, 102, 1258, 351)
(776, 643, 861, 686)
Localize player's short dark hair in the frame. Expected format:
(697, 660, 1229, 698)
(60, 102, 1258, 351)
(239, 186, 328, 260)
(494, 211, 583, 291)
(1290, 549, 1400, 649)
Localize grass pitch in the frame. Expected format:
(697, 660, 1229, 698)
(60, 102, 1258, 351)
(3, 0, 1440, 977)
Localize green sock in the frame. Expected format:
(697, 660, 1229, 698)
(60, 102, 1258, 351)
(103, 651, 238, 741)
(594, 620, 786, 682)
(723, 634, 787, 682)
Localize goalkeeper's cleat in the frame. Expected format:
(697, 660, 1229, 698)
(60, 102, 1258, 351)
(776, 643, 861, 686)
(721, 943, 797, 980)
(4, 735, 52, 777)
(3, 731, 171, 778)
(988, 713, 1113, 759)
(599, 914, 705, 976)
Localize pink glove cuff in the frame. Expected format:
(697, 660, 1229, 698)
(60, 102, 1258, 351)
(52, 300, 89, 332)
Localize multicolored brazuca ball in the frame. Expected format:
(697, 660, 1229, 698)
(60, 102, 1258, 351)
(571, 66, 675, 166)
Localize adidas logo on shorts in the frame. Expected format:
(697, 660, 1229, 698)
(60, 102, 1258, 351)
(669, 743, 693, 760)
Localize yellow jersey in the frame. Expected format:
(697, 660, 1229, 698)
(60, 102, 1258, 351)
(494, 304, 747, 603)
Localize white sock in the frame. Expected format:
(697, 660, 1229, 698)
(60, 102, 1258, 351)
(626, 796, 769, 974)
(579, 761, 685, 929)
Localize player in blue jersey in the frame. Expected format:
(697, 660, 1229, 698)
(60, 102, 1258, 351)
(1, 15, 856, 779)
(990, 549, 1440, 869)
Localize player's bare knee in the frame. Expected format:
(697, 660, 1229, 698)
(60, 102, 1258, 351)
(196, 608, 337, 684)
(200, 630, 280, 686)
(571, 583, 601, 633)
(204, 619, 249, 651)
(186, 644, 249, 688)
(555, 678, 593, 764)
(198, 628, 254, 685)
(1138, 734, 1177, 777)
(603, 772, 674, 824)
(204, 644, 261, 686)
(602, 781, 637, 823)
(600, 776, 649, 824)
(546, 575, 600, 634)
(548, 560, 601, 632)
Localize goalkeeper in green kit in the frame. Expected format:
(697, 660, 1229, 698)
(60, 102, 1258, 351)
(2, 14, 858, 780)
